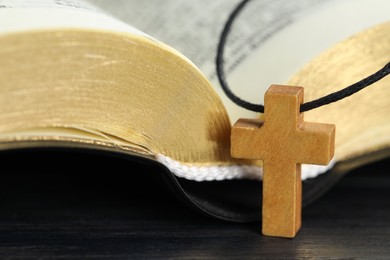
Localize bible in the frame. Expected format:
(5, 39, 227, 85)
(0, 0, 389, 221)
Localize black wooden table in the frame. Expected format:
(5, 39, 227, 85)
(0, 151, 389, 259)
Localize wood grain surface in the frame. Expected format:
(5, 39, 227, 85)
(0, 150, 389, 259)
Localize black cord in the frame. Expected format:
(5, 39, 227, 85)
(216, 0, 390, 113)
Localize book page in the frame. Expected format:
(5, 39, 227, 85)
(0, 0, 144, 36)
(89, 0, 390, 122)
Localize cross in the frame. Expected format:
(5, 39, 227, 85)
(231, 85, 335, 238)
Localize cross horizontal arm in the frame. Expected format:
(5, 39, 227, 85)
(231, 118, 267, 160)
(294, 122, 335, 165)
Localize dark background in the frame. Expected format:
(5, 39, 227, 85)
(0, 150, 389, 259)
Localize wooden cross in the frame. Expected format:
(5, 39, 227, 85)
(231, 85, 335, 238)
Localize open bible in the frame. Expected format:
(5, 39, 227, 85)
(0, 0, 389, 221)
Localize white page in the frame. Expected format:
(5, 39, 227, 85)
(0, 0, 144, 36)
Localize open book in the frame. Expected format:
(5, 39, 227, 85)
(0, 0, 389, 221)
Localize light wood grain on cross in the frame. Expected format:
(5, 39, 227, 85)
(231, 85, 335, 238)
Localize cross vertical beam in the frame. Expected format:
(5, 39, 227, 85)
(231, 85, 335, 238)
